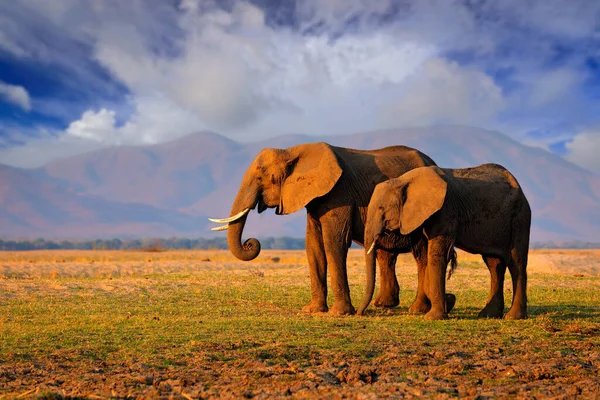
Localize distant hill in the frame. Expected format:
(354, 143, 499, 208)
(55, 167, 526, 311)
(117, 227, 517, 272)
(2, 126, 600, 242)
(0, 163, 209, 238)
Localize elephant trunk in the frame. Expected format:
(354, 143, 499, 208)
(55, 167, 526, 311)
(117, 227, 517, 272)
(357, 216, 384, 315)
(226, 182, 261, 261)
(357, 240, 377, 315)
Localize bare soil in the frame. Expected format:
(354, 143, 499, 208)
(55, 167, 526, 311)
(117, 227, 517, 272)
(2, 338, 599, 399)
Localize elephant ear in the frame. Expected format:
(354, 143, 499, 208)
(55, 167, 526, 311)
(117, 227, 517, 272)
(279, 142, 343, 215)
(399, 166, 447, 235)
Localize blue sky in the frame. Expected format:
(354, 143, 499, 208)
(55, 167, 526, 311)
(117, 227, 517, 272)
(0, 0, 599, 172)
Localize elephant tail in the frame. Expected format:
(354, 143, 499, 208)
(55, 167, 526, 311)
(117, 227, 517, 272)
(447, 248, 458, 281)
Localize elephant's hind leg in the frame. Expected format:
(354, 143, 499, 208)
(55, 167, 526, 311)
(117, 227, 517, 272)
(373, 250, 400, 308)
(478, 256, 506, 318)
(504, 204, 529, 320)
(505, 246, 528, 320)
(302, 214, 329, 313)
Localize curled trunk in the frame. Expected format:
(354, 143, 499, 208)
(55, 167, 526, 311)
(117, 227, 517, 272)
(226, 182, 261, 261)
(227, 214, 261, 261)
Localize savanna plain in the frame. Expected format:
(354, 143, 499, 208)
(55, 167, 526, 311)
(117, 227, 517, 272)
(0, 248, 599, 399)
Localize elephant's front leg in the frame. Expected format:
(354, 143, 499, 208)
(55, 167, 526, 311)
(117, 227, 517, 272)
(424, 236, 453, 320)
(410, 241, 456, 314)
(302, 214, 329, 313)
(321, 213, 355, 316)
(373, 250, 400, 308)
(408, 241, 431, 314)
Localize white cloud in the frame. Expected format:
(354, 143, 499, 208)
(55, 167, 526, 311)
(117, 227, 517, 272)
(1, 0, 600, 166)
(65, 95, 205, 145)
(66, 108, 116, 141)
(527, 68, 583, 109)
(565, 129, 600, 173)
(0, 81, 32, 111)
(379, 58, 505, 127)
(117, 95, 205, 144)
(295, 0, 394, 33)
(0, 94, 206, 167)
(0, 31, 27, 57)
(91, 2, 275, 132)
(88, 1, 480, 142)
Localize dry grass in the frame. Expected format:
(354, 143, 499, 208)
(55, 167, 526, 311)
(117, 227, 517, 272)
(2, 248, 598, 279)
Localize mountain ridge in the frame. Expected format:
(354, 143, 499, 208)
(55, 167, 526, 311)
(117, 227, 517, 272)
(1, 125, 599, 241)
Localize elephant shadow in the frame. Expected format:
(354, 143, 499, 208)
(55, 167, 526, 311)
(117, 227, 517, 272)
(525, 305, 600, 321)
(453, 305, 600, 321)
(359, 305, 600, 321)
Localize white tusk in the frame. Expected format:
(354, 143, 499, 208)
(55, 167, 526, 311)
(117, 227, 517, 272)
(211, 224, 229, 231)
(367, 242, 376, 255)
(208, 208, 250, 223)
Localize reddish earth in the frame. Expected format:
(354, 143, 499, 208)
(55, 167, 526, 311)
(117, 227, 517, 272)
(1, 339, 599, 398)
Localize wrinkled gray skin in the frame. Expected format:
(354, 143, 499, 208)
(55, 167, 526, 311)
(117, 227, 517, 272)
(209, 142, 440, 315)
(359, 164, 531, 320)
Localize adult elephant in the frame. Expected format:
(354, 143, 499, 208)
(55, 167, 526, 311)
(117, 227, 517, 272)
(208, 142, 439, 315)
(359, 164, 531, 320)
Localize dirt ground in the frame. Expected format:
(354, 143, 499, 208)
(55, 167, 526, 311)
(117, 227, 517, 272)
(1, 249, 599, 399)
(2, 342, 599, 399)
(2, 338, 600, 399)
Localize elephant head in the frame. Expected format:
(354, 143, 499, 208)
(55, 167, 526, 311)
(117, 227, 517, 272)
(357, 166, 447, 315)
(208, 142, 343, 261)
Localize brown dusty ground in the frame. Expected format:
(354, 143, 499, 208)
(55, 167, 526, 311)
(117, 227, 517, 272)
(0, 249, 599, 399)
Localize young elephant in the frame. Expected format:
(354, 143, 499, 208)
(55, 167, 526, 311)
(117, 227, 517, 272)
(358, 164, 531, 320)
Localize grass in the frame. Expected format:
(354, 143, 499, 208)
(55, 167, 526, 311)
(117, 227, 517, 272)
(0, 249, 599, 398)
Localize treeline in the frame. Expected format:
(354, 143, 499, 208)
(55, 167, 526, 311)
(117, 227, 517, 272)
(1, 237, 599, 251)
(529, 241, 600, 249)
(0, 237, 306, 251)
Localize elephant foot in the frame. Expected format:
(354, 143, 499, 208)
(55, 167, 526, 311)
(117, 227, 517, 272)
(424, 308, 447, 320)
(445, 294, 456, 314)
(478, 299, 504, 319)
(373, 292, 400, 308)
(329, 301, 356, 316)
(301, 301, 328, 314)
(504, 307, 527, 320)
(408, 298, 431, 314)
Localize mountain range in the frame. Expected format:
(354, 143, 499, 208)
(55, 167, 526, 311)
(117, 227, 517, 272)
(1, 126, 599, 242)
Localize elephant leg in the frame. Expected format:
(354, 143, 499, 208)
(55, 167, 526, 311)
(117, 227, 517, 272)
(424, 236, 452, 320)
(478, 256, 506, 318)
(505, 244, 528, 320)
(408, 242, 456, 314)
(373, 250, 400, 308)
(408, 241, 431, 314)
(301, 214, 329, 313)
(321, 214, 355, 316)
